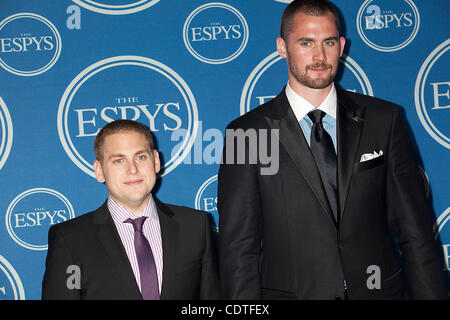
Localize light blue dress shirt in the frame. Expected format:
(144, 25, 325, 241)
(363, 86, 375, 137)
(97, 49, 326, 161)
(299, 112, 337, 154)
(285, 82, 337, 154)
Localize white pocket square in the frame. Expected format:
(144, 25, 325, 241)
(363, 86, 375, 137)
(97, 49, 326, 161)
(360, 150, 383, 162)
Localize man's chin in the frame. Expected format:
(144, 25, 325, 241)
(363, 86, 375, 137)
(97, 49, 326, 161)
(113, 193, 150, 208)
(294, 73, 334, 90)
(304, 79, 333, 89)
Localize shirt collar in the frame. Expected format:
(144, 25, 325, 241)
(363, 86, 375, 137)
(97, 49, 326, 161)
(285, 81, 337, 121)
(108, 195, 159, 225)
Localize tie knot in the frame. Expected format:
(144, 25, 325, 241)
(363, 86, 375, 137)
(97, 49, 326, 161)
(307, 109, 326, 124)
(125, 216, 147, 232)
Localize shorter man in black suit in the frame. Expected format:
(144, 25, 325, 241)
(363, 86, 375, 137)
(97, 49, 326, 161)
(42, 120, 219, 299)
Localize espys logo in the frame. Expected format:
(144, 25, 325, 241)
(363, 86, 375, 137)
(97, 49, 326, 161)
(195, 175, 218, 232)
(433, 207, 450, 273)
(240, 52, 373, 115)
(0, 13, 61, 76)
(0, 96, 13, 170)
(5, 188, 75, 251)
(57, 55, 198, 177)
(356, 0, 420, 52)
(0, 255, 25, 300)
(183, 2, 249, 64)
(415, 39, 450, 149)
(72, 0, 160, 15)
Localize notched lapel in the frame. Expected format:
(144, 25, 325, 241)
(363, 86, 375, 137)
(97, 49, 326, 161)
(94, 204, 142, 299)
(336, 89, 365, 221)
(264, 92, 335, 225)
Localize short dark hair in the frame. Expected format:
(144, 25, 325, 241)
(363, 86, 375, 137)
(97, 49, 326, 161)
(280, 0, 341, 40)
(94, 120, 154, 162)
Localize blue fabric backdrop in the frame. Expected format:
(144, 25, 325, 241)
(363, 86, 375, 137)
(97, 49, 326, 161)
(0, 0, 448, 299)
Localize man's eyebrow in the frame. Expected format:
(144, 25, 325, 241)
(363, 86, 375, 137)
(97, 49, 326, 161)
(297, 37, 315, 42)
(106, 149, 150, 160)
(107, 153, 125, 160)
(134, 149, 151, 155)
(296, 36, 339, 42)
(323, 36, 339, 41)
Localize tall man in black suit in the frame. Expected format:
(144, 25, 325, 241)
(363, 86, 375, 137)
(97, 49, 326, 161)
(42, 120, 219, 299)
(218, 0, 448, 299)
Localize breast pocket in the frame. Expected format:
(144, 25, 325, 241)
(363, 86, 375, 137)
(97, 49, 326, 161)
(354, 154, 384, 172)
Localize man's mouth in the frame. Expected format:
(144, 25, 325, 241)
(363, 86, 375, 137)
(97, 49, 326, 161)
(124, 179, 143, 186)
(308, 64, 331, 72)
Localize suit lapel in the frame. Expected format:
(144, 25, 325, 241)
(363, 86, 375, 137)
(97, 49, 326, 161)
(336, 87, 365, 222)
(93, 202, 142, 299)
(154, 199, 178, 300)
(264, 90, 335, 225)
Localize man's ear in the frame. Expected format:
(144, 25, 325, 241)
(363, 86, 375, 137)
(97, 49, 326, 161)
(153, 150, 160, 174)
(276, 37, 288, 58)
(93, 160, 105, 183)
(339, 36, 346, 57)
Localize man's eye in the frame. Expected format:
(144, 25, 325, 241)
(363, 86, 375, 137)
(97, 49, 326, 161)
(300, 42, 311, 47)
(136, 155, 146, 160)
(113, 159, 123, 164)
(324, 40, 336, 46)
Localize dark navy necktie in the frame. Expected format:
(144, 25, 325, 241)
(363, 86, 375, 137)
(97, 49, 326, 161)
(125, 216, 160, 300)
(308, 110, 338, 222)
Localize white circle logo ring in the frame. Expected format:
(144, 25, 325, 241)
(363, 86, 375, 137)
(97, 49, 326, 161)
(183, 2, 249, 64)
(5, 188, 75, 251)
(433, 207, 450, 241)
(57, 55, 198, 178)
(194, 175, 218, 232)
(0, 96, 13, 170)
(356, 0, 420, 52)
(0, 255, 25, 300)
(240, 51, 281, 115)
(0, 13, 61, 76)
(71, 0, 160, 15)
(415, 39, 450, 149)
(340, 54, 374, 97)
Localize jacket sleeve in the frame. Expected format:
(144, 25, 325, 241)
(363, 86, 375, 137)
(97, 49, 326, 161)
(218, 123, 263, 299)
(386, 106, 448, 299)
(199, 211, 220, 299)
(42, 224, 81, 300)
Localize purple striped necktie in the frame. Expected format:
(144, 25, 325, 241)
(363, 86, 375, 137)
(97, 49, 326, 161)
(125, 216, 160, 300)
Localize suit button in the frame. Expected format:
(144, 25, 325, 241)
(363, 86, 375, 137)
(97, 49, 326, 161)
(337, 242, 343, 249)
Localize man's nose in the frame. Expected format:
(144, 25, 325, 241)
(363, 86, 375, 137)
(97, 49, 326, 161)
(313, 44, 327, 63)
(127, 160, 138, 174)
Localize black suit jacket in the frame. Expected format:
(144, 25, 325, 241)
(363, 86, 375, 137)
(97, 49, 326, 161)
(42, 198, 219, 299)
(218, 86, 448, 299)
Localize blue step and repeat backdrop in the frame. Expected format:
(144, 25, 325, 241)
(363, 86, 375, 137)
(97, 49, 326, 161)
(0, 0, 448, 300)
